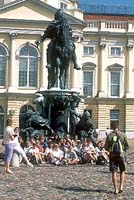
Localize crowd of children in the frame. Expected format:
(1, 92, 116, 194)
(19, 133, 109, 166)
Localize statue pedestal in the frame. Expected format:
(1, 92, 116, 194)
(11, 152, 20, 167)
(32, 88, 81, 138)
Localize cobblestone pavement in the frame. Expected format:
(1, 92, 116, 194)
(0, 140, 134, 200)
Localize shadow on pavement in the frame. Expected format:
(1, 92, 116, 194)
(54, 186, 112, 194)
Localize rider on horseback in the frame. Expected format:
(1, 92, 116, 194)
(36, 9, 80, 70)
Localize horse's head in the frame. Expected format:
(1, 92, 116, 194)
(82, 110, 91, 120)
(32, 92, 46, 105)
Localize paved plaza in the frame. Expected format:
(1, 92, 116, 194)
(0, 140, 134, 200)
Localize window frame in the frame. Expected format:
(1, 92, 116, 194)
(83, 46, 95, 57)
(110, 110, 120, 129)
(60, 2, 68, 9)
(108, 64, 123, 98)
(0, 43, 9, 87)
(18, 43, 39, 88)
(82, 64, 96, 97)
(110, 71, 120, 97)
(59, 0, 69, 9)
(109, 46, 123, 57)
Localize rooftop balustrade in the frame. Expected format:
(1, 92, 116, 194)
(84, 20, 134, 34)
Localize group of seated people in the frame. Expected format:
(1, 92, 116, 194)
(19, 133, 109, 166)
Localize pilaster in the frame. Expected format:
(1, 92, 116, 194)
(97, 39, 106, 97)
(125, 40, 134, 98)
(8, 33, 18, 93)
(39, 41, 48, 90)
(71, 40, 83, 94)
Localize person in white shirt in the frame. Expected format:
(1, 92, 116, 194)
(3, 119, 16, 173)
(83, 138, 97, 164)
(64, 144, 80, 165)
(13, 127, 33, 167)
(105, 127, 111, 136)
(51, 143, 64, 165)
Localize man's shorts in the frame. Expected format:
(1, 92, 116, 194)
(109, 156, 126, 172)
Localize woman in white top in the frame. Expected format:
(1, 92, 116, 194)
(3, 118, 16, 173)
(13, 127, 33, 167)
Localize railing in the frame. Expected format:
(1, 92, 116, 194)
(79, 4, 134, 15)
(86, 21, 99, 28)
(84, 20, 130, 33)
(105, 22, 127, 29)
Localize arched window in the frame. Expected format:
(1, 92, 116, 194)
(0, 106, 4, 136)
(19, 105, 35, 129)
(0, 44, 8, 87)
(18, 44, 38, 87)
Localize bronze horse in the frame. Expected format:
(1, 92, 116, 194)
(36, 9, 80, 89)
(75, 110, 98, 146)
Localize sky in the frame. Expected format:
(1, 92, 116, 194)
(78, 0, 134, 7)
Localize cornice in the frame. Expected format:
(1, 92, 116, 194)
(4, 92, 34, 98)
(83, 31, 134, 37)
(85, 96, 134, 103)
(0, 28, 43, 35)
(0, 18, 51, 24)
(0, 28, 83, 36)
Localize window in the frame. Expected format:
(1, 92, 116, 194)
(110, 71, 120, 96)
(83, 71, 93, 96)
(83, 46, 94, 56)
(83, 63, 96, 97)
(108, 63, 123, 97)
(0, 0, 4, 6)
(0, 45, 8, 86)
(0, 106, 4, 137)
(60, 2, 67, 9)
(110, 110, 120, 129)
(110, 47, 122, 57)
(19, 44, 38, 88)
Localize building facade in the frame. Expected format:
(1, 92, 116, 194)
(0, 0, 134, 138)
(0, 0, 84, 136)
(82, 12, 134, 138)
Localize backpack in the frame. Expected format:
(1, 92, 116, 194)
(110, 133, 124, 154)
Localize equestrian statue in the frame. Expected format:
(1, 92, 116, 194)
(36, 9, 80, 89)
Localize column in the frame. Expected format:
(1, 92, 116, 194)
(125, 42, 134, 98)
(97, 39, 106, 97)
(8, 33, 18, 92)
(71, 40, 83, 94)
(39, 41, 48, 90)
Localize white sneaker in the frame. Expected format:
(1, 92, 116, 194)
(6, 169, 13, 174)
(41, 161, 46, 164)
(27, 162, 34, 168)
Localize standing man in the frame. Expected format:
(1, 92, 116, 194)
(105, 127, 111, 137)
(105, 122, 129, 195)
